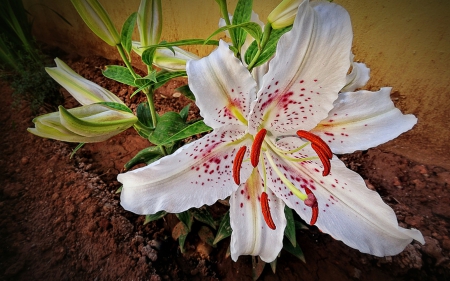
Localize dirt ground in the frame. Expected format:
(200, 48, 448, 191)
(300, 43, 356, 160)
(1, 54, 449, 281)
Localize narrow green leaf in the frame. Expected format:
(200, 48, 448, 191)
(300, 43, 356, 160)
(176, 210, 193, 231)
(154, 71, 187, 89)
(231, 0, 253, 48)
(161, 120, 211, 145)
(270, 259, 277, 274)
(103, 65, 137, 87)
(175, 84, 195, 101)
(192, 207, 216, 230)
(96, 101, 133, 113)
(205, 22, 262, 46)
(137, 102, 153, 128)
(295, 220, 309, 230)
(252, 256, 266, 281)
(283, 238, 306, 263)
(179, 104, 190, 121)
(172, 221, 189, 253)
(213, 210, 232, 245)
(121, 12, 138, 54)
(198, 226, 216, 247)
(143, 210, 167, 225)
(70, 142, 85, 158)
(124, 146, 162, 170)
(130, 80, 153, 98)
(148, 112, 188, 145)
(245, 25, 292, 67)
(284, 206, 296, 247)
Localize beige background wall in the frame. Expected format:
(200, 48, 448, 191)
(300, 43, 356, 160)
(24, 0, 450, 169)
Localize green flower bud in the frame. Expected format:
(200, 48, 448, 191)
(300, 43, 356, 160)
(267, 0, 301, 29)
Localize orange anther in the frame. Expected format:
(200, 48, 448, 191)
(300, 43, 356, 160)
(312, 144, 331, 176)
(297, 130, 332, 176)
(233, 146, 247, 185)
(250, 129, 267, 167)
(261, 191, 276, 230)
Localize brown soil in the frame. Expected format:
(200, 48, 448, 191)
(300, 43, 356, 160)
(1, 54, 449, 281)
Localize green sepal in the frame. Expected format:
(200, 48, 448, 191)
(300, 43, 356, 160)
(176, 210, 193, 231)
(192, 207, 216, 230)
(175, 84, 195, 101)
(283, 238, 306, 263)
(96, 101, 133, 113)
(143, 210, 167, 225)
(213, 210, 231, 245)
(123, 146, 162, 170)
(244, 25, 292, 67)
(120, 12, 137, 54)
(148, 111, 188, 145)
(284, 206, 296, 247)
(103, 65, 138, 87)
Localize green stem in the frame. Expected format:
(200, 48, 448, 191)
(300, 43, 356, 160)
(215, 0, 237, 48)
(247, 23, 272, 71)
(144, 87, 158, 128)
(116, 44, 138, 79)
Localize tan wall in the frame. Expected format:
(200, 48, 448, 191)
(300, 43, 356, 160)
(24, 0, 450, 169)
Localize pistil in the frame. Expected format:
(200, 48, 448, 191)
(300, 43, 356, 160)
(304, 187, 319, 225)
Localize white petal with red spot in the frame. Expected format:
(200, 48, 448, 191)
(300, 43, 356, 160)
(119, 125, 250, 214)
(342, 53, 370, 92)
(230, 169, 286, 262)
(249, 0, 353, 135)
(187, 41, 257, 128)
(311, 87, 417, 154)
(267, 138, 424, 256)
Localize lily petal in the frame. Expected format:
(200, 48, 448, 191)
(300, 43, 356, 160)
(187, 41, 257, 128)
(230, 168, 286, 262)
(342, 53, 370, 92)
(268, 138, 424, 256)
(119, 125, 250, 214)
(311, 87, 417, 154)
(249, 0, 353, 135)
(47, 58, 124, 105)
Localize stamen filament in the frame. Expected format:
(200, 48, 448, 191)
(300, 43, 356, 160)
(251, 129, 267, 167)
(233, 146, 247, 185)
(265, 151, 307, 201)
(261, 191, 276, 229)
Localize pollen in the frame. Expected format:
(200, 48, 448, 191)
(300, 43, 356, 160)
(233, 146, 247, 185)
(297, 130, 332, 176)
(251, 129, 267, 167)
(261, 191, 276, 230)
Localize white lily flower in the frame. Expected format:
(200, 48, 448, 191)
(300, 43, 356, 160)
(46, 58, 124, 106)
(342, 53, 371, 92)
(71, 0, 120, 46)
(28, 104, 137, 143)
(267, 0, 302, 29)
(118, 0, 423, 262)
(132, 41, 199, 72)
(137, 0, 162, 47)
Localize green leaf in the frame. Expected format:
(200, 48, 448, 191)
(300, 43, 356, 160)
(295, 220, 309, 230)
(120, 12, 137, 54)
(161, 120, 211, 145)
(192, 207, 216, 230)
(136, 102, 153, 128)
(198, 226, 216, 246)
(148, 112, 188, 145)
(172, 221, 189, 253)
(283, 238, 306, 263)
(130, 80, 153, 98)
(284, 206, 296, 247)
(70, 142, 85, 158)
(154, 71, 187, 89)
(103, 65, 137, 87)
(231, 0, 253, 49)
(96, 101, 133, 113)
(179, 104, 190, 122)
(206, 22, 262, 46)
(123, 146, 162, 170)
(252, 256, 266, 281)
(176, 210, 193, 231)
(143, 210, 167, 225)
(245, 25, 292, 67)
(213, 210, 232, 245)
(175, 84, 195, 101)
(270, 259, 277, 274)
